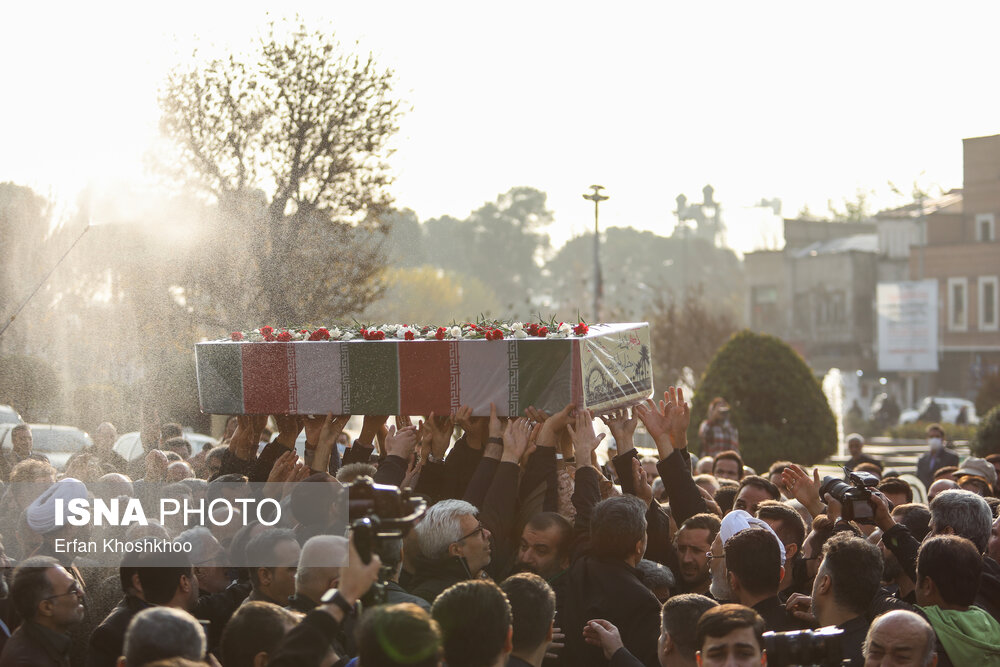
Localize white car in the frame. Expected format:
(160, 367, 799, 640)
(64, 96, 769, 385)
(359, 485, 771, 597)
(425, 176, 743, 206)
(113, 430, 218, 462)
(0, 423, 93, 471)
(899, 397, 979, 425)
(0, 405, 22, 424)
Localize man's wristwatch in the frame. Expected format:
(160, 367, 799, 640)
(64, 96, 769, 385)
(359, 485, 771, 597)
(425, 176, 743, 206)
(321, 589, 354, 615)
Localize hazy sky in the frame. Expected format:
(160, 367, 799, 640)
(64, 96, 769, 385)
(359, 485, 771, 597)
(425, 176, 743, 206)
(4, 1, 1000, 253)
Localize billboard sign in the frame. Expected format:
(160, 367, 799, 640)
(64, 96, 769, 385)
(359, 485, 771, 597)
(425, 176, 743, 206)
(877, 280, 938, 372)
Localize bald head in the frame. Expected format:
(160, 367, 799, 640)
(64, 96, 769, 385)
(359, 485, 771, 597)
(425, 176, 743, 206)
(926, 479, 957, 501)
(863, 610, 937, 667)
(167, 461, 195, 482)
(95, 473, 134, 501)
(296, 535, 348, 602)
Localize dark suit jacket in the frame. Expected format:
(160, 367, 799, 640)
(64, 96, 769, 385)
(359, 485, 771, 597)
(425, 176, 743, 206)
(916, 448, 959, 488)
(87, 595, 153, 667)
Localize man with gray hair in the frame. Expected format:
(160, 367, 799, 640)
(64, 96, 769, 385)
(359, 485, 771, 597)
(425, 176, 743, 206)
(862, 609, 937, 667)
(875, 488, 1000, 620)
(120, 606, 206, 666)
(409, 499, 492, 604)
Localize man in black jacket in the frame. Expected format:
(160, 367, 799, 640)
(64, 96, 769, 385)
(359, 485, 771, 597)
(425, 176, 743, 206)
(0, 557, 85, 667)
(558, 409, 662, 667)
(915, 423, 959, 488)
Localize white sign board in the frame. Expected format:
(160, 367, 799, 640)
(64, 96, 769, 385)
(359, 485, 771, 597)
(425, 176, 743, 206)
(877, 280, 938, 372)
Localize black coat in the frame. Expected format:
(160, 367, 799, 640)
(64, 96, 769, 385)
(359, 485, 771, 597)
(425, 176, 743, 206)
(0, 622, 71, 667)
(407, 553, 478, 605)
(87, 595, 152, 667)
(557, 466, 661, 667)
(915, 448, 959, 488)
(557, 554, 661, 667)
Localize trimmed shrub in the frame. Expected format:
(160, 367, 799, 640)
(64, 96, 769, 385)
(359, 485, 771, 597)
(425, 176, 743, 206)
(972, 406, 1000, 457)
(687, 331, 837, 471)
(888, 422, 977, 442)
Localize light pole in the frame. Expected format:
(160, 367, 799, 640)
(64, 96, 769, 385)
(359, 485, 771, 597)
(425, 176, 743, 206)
(583, 185, 609, 322)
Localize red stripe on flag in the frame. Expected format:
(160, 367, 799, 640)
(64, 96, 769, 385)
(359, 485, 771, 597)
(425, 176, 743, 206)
(398, 341, 454, 416)
(242, 344, 292, 414)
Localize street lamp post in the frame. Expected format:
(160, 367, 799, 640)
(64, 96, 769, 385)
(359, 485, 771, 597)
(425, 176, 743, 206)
(582, 185, 609, 322)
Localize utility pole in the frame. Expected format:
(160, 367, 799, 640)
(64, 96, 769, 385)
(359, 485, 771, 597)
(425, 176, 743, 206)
(583, 185, 609, 322)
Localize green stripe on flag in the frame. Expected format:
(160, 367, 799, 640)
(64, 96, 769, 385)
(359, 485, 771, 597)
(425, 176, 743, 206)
(512, 340, 573, 415)
(195, 342, 244, 414)
(345, 342, 400, 414)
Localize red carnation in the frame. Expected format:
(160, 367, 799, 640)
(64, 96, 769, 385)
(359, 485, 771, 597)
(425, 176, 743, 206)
(276, 331, 292, 342)
(574, 322, 589, 336)
(536, 326, 548, 337)
(526, 323, 540, 336)
(309, 328, 330, 341)
(230, 332, 244, 341)
(373, 330, 386, 340)
(488, 329, 504, 341)
(260, 326, 274, 337)
(404, 330, 415, 341)
(435, 327, 447, 340)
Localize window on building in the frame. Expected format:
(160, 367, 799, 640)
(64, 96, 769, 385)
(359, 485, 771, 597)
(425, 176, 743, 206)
(980, 276, 999, 331)
(948, 277, 967, 331)
(976, 213, 995, 242)
(751, 286, 778, 330)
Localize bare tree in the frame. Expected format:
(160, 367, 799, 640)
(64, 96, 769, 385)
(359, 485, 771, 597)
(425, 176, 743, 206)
(157, 18, 403, 326)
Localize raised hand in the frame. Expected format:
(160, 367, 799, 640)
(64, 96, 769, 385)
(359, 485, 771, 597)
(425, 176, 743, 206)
(384, 424, 419, 460)
(634, 399, 671, 459)
(784, 593, 816, 625)
(333, 531, 382, 608)
(501, 418, 532, 464)
(266, 450, 298, 484)
(661, 386, 691, 448)
(424, 412, 453, 460)
(302, 415, 328, 450)
(534, 403, 574, 449)
(583, 619, 624, 661)
(781, 465, 825, 517)
(565, 409, 605, 469)
(359, 415, 388, 448)
(231, 415, 266, 461)
(631, 456, 654, 505)
(545, 626, 565, 661)
(273, 414, 303, 449)
(311, 414, 350, 472)
(600, 408, 638, 455)
(401, 452, 423, 489)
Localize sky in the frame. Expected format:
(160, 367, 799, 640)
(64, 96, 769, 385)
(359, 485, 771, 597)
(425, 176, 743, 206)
(3, 1, 1000, 254)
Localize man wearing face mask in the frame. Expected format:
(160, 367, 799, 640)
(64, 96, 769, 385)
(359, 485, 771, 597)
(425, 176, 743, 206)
(916, 424, 958, 489)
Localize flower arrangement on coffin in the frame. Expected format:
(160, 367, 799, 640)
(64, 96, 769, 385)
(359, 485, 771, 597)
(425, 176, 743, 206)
(227, 319, 590, 343)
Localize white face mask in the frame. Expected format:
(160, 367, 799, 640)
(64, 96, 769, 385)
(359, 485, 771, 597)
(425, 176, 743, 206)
(928, 437, 943, 451)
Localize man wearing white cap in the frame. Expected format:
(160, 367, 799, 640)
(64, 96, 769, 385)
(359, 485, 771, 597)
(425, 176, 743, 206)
(710, 509, 806, 632)
(25, 479, 91, 568)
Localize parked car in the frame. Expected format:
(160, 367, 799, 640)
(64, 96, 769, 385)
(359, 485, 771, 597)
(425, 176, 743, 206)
(0, 405, 22, 424)
(0, 423, 93, 471)
(899, 397, 979, 426)
(113, 430, 218, 462)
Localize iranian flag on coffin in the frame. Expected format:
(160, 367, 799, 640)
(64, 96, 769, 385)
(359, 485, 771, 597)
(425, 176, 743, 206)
(195, 323, 653, 416)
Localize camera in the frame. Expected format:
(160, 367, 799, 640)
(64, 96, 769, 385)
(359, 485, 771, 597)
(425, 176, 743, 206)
(345, 477, 427, 604)
(818, 470, 881, 524)
(762, 627, 846, 667)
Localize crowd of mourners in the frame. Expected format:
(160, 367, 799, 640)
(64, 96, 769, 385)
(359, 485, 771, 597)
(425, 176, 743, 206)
(0, 387, 999, 667)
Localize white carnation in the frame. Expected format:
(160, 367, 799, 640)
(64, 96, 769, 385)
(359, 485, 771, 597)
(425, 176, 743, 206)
(341, 332, 356, 341)
(514, 329, 528, 339)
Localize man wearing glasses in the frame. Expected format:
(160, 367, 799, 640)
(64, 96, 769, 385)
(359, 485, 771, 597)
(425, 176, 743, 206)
(409, 499, 493, 604)
(0, 556, 85, 667)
